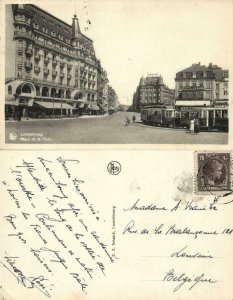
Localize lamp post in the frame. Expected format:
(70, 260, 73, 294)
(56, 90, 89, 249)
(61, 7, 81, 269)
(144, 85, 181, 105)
(52, 95, 55, 118)
(60, 94, 63, 119)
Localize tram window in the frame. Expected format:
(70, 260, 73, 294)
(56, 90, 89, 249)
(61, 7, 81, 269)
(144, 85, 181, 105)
(190, 112, 198, 119)
(222, 110, 228, 118)
(215, 110, 221, 118)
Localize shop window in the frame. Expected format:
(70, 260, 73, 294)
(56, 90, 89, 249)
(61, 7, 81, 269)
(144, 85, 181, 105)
(215, 110, 221, 118)
(222, 110, 228, 118)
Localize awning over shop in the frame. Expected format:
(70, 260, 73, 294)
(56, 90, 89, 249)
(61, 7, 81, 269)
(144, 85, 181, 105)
(90, 104, 99, 110)
(5, 101, 17, 106)
(35, 101, 74, 109)
(175, 100, 211, 107)
(78, 103, 85, 108)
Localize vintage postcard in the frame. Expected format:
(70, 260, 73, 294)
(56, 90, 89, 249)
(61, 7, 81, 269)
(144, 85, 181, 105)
(0, 0, 233, 300)
(0, 150, 233, 300)
(0, 0, 232, 148)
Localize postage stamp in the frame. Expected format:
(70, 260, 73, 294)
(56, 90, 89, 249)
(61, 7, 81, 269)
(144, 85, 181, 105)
(195, 152, 231, 194)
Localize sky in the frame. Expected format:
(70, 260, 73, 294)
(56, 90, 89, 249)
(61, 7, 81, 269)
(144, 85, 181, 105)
(24, 0, 232, 104)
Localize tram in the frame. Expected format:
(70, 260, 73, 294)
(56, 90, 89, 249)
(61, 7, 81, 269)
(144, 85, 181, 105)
(141, 107, 176, 127)
(141, 106, 228, 132)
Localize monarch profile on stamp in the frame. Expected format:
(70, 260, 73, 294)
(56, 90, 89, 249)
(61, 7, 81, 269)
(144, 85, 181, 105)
(196, 153, 231, 193)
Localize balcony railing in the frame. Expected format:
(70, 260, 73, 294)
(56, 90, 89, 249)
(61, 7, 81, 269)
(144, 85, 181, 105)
(60, 62, 65, 67)
(14, 30, 34, 42)
(182, 86, 204, 90)
(60, 73, 64, 78)
(14, 15, 31, 25)
(25, 61, 32, 69)
(67, 74, 72, 80)
(67, 64, 72, 69)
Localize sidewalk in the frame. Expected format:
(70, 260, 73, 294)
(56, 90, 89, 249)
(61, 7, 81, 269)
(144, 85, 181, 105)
(5, 114, 108, 122)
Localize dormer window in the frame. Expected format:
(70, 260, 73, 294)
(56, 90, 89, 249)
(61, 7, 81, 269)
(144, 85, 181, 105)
(33, 22, 39, 29)
(51, 31, 56, 37)
(42, 27, 48, 34)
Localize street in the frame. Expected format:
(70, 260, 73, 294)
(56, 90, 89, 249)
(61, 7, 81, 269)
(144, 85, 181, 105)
(5, 112, 228, 144)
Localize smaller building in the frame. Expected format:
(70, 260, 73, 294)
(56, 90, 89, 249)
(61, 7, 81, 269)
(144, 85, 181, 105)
(175, 62, 228, 107)
(175, 62, 229, 128)
(132, 74, 175, 110)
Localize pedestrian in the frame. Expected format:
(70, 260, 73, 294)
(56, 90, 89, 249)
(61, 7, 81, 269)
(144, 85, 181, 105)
(194, 118, 199, 134)
(132, 115, 136, 123)
(125, 116, 130, 126)
(190, 119, 194, 134)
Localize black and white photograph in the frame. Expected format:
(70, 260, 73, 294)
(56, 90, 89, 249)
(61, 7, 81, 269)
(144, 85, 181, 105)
(4, 0, 232, 144)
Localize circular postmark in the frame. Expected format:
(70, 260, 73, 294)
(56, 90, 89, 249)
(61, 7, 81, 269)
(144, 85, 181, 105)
(8, 132, 17, 141)
(107, 161, 121, 175)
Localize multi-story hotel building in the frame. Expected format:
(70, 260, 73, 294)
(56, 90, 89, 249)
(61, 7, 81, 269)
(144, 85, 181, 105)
(132, 74, 175, 110)
(175, 63, 228, 107)
(5, 4, 112, 118)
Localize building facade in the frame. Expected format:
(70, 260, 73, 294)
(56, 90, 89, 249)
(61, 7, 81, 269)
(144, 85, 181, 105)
(175, 63, 228, 107)
(108, 86, 119, 113)
(5, 4, 114, 118)
(175, 63, 229, 126)
(132, 74, 175, 110)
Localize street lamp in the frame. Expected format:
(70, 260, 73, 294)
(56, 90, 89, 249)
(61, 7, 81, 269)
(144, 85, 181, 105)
(52, 95, 55, 118)
(60, 94, 63, 119)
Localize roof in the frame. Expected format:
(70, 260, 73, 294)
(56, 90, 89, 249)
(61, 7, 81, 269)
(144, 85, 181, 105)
(178, 63, 208, 73)
(176, 63, 228, 80)
(13, 4, 94, 51)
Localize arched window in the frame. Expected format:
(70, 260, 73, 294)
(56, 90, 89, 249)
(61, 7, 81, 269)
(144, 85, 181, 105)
(22, 84, 31, 93)
(8, 85, 12, 95)
(51, 88, 57, 97)
(74, 92, 83, 100)
(91, 94, 94, 102)
(66, 90, 71, 99)
(42, 86, 49, 97)
(58, 89, 64, 98)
